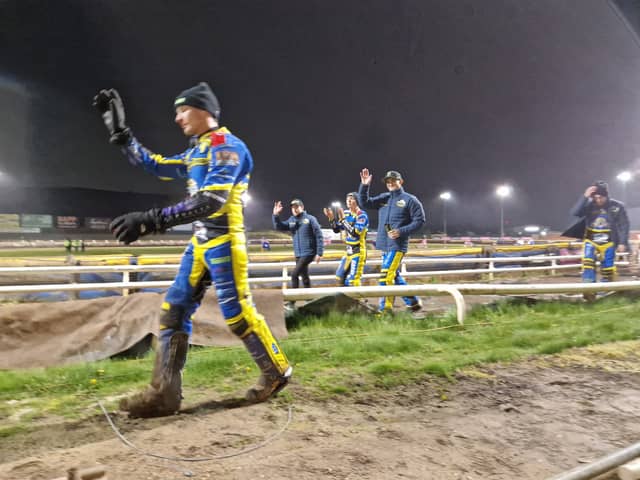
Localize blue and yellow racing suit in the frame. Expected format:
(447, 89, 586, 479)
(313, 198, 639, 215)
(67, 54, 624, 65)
(330, 208, 369, 286)
(582, 209, 616, 282)
(567, 195, 629, 283)
(123, 127, 291, 381)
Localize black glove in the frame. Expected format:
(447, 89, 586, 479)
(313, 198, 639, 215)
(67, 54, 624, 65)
(110, 209, 163, 244)
(93, 88, 131, 146)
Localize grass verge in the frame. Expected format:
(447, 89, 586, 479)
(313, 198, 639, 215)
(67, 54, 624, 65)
(1, 295, 640, 437)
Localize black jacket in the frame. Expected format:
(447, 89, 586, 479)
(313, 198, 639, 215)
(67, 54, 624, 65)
(562, 196, 629, 249)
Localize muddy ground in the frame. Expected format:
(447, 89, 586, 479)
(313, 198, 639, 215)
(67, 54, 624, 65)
(2, 342, 640, 480)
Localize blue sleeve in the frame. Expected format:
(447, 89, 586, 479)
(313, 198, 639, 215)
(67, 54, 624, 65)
(358, 184, 388, 209)
(200, 144, 248, 197)
(311, 215, 324, 256)
(273, 215, 292, 231)
(398, 196, 426, 236)
(122, 137, 188, 179)
(354, 211, 369, 235)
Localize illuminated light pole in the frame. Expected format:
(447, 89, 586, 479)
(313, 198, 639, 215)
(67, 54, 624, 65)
(439, 191, 452, 238)
(496, 185, 512, 238)
(616, 171, 632, 204)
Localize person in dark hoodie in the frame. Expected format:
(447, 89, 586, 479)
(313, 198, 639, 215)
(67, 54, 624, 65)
(272, 198, 324, 290)
(564, 181, 629, 295)
(358, 169, 426, 314)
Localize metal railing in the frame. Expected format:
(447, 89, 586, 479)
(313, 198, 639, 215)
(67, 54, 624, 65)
(282, 280, 640, 326)
(0, 252, 636, 326)
(0, 253, 632, 304)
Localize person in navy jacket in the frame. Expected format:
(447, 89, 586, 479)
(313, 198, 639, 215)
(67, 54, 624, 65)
(273, 198, 324, 289)
(358, 169, 426, 314)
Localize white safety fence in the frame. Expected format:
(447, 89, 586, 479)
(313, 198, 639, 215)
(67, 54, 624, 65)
(0, 253, 634, 315)
(0, 252, 629, 289)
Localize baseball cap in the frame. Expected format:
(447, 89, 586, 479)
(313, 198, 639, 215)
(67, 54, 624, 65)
(290, 198, 304, 207)
(382, 170, 403, 182)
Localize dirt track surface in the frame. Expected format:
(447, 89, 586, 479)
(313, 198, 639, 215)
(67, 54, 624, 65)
(2, 345, 640, 480)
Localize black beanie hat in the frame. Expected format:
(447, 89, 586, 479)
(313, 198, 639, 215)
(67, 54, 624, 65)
(174, 82, 221, 119)
(593, 180, 609, 197)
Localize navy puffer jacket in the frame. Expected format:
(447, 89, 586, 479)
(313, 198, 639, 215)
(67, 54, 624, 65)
(358, 184, 426, 253)
(272, 212, 324, 257)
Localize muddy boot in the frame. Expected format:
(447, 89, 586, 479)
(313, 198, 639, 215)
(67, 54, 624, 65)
(406, 299, 423, 312)
(233, 318, 292, 404)
(120, 332, 188, 418)
(246, 366, 293, 403)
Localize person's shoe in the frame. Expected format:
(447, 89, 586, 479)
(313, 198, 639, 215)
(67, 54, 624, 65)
(246, 366, 293, 403)
(406, 299, 423, 312)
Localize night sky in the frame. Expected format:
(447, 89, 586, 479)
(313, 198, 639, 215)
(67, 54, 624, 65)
(2, 0, 640, 234)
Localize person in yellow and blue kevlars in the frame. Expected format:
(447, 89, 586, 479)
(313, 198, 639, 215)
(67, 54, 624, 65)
(563, 181, 629, 300)
(323, 192, 369, 286)
(93, 82, 292, 417)
(358, 169, 426, 314)
(272, 198, 324, 290)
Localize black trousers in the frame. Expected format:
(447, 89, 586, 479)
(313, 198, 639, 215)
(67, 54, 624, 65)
(291, 255, 315, 288)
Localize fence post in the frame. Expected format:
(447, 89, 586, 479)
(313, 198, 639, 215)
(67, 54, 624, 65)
(122, 271, 130, 297)
(401, 262, 408, 275)
(551, 258, 557, 276)
(69, 273, 79, 300)
(282, 266, 288, 290)
(489, 261, 494, 281)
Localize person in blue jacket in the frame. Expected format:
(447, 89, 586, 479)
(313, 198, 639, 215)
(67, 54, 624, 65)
(272, 198, 324, 290)
(358, 169, 426, 314)
(93, 83, 292, 417)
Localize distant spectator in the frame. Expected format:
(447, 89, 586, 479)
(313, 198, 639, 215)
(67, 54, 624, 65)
(64, 238, 71, 253)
